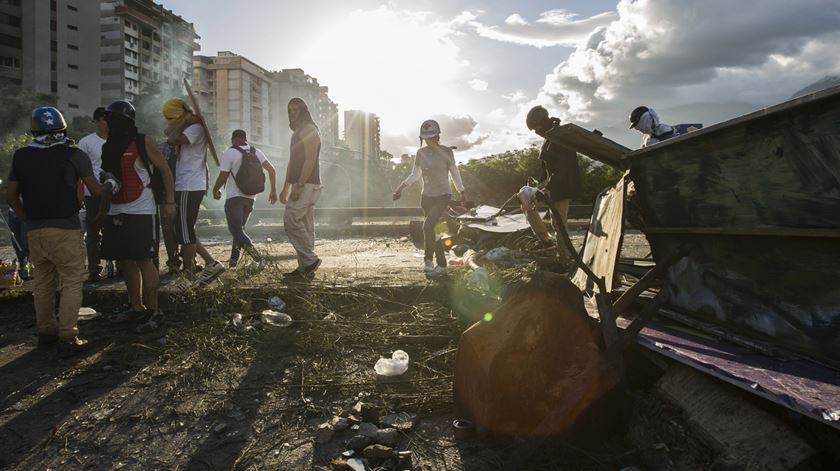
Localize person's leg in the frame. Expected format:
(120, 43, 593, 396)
(52, 228, 86, 341)
(425, 196, 450, 267)
(224, 198, 241, 266)
(120, 260, 144, 311)
(137, 259, 159, 311)
(161, 218, 180, 270)
(284, 185, 320, 271)
(27, 229, 59, 338)
(420, 195, 436, 263)
(240, 197, 254, 247)
(84, 196, 103, 277)
(550, 199, 572, 258)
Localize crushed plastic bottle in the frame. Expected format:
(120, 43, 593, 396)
(231, 313, 242, 331)
(374, 350, 410, 376)
(78, 307, 99, 320)
(268, 296, 286, 311)
(261, 309, 293, 327)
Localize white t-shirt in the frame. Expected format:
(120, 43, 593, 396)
(77, 132, 106, 197)
(108, 154, 155, 216)
(220, 144, 268, 199)
(175, 123, 208, 192)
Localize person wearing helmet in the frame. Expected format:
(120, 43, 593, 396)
(99, 100, 176, 333)
(5, 106, 116, 357)
(163, 97, 225, 286)
(628, 106, 676, 147)
(77, 107, 109, 282)
(393, 119, 466, 277)
(525, 105, 583, 264)
(280, 97, 323, 280)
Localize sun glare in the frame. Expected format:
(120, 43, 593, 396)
(295, 7, 468, 137)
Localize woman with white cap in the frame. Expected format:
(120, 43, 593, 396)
(393, 119, 466, 276)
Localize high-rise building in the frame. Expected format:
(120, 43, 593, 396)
(192, 52, 339, 160)
(100, 0, 199, 103)
(344, 110, 381, 161)
(273, 68, 339, 150)
(0, 0, 101, 119)
(193, 52, 277, 155)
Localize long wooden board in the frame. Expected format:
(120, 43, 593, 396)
(183, 78, 219, 167)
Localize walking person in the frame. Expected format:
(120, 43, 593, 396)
(280, 98, 323, 280)
(77, 107, 108, 282)
(5, 106, 115, 357)
(393, 119, 466, 277)
(212, 129, 278, 267)
(99, 100, 175, 333)
(163, 98, 224, 286)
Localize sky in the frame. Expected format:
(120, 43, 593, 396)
(161, 0, 840, 160)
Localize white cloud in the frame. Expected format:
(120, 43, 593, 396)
(502, 90, 528, 103)
(469, 79, 489, 91)
(532, 0, 840, 146)
(470, 9, 618, 48)
(487, 108, 507, 120)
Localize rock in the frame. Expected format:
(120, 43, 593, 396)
(362, 444, 394, 461)
(381, 412, 415, 431)
(345, 414, 362, 425)
(357, 422, 378, 438)
(347, 434, 373, 450)
(341, 450, 355, 458)
(330, 416, 350, 431)
(346, 459, 366, 471)
(380, 459, 397, 471)
(352, 401, 380, 422)
(376, 428, 399, 447)
(329, 458, 352, 471)
(316, 422, 334, 444)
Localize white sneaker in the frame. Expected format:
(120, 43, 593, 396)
(194, 261, 225, 286)
(163, 276, 194, 294)
(423, 260, 434, 273)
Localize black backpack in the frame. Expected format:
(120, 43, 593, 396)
(232, 145, 265, 195)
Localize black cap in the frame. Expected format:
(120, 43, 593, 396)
(629, 106, 649, 129)
(105, 100, 136, 122)
(92, 107, 107, 121)
(232, 129, 247, 139)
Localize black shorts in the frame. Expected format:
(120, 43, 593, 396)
(100, 213, 158, 261)
(175, 190, 204, 245)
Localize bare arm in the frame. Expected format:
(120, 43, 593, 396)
(5, 182, 25, 221)
(262, 160, 278, 204)
(166, 115, 201, 146)
(212, 171, 229, 200)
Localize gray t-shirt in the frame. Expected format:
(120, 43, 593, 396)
(401, 146, 465, 197)
(8, 144, 93, 230)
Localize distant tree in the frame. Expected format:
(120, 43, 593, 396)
(0, 132, 30, 181)
(0, 83, 57, 181)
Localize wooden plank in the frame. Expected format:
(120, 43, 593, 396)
(571, 175, 626, 293)
(642, 226, 840, 238)
(546, 123, 630, 169)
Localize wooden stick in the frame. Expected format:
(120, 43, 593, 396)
(183, 78, 220, 167)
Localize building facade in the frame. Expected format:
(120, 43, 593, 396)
(1, 0, 100, 119)
(100, 0, 199, 103)
(193, 52, 339, 160)
(343, 110, 381, 161)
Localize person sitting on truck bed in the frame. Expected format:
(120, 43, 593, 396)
(629, 106, 677, 147)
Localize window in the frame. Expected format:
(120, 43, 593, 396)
(50, 20, 56, 31)
(68, 83, 78, 89)
(0, 13, 21, 27)
(67, 24, 78, 31)
(50, 40, 56, 51)
(50, 0, 56, 11)
(51, 81, 57, 93)
(67, 4, 78, 11)
(0, 33, 21, 48)
(67, 63, 78, 70)
(0, 56, 20, 68)
(67, 44, 79, 51)
(0, 0, 22, 6)
(68, 104, 79, 109)
(50, 61, 56, 71)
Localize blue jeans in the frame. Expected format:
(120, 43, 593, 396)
(224, 197, 254, 264)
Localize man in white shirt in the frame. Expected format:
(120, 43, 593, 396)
(77, 107, 107, 282)
(164, 98, 224, 285)
(211, 130, 277, 267)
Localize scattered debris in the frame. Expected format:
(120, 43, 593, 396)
(316, 422, 335, 444)
(347, 434, 374, 451)
(374, 350, 409, 377)
(357, 422, 378, 439)
(77, 307, 99, 321)
(230, 313, 242, 331)
(452, 419, 473, 440)
(261, 309, 293, 327)
(376, 428, 399, 447)
(362, 444, 394, 460)
(381, 412, 415, 431)
(352, 401, 381, 423)
(268, 296, 286, 311)
(329, 416, 350, 431)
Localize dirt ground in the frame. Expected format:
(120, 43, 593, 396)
(0, 230, 675, 470)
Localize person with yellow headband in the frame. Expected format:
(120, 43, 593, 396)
(163, 98, 225, 288)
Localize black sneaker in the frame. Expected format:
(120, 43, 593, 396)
(283, 268, 303, 279)
(302, 258, 322, 274)
(108, 308, 151, 324)
(58, 337, 88, 358)
(136, 310, 164, 334)
(37, 334, 59, 347)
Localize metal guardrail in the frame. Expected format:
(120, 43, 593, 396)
(198, 205, 594, 224)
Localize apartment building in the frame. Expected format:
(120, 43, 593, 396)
(193, 52, 339, 160)
(344, 110, 381, 161)
(100, 0, 199, 103)
(0, 0, 100, 119)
